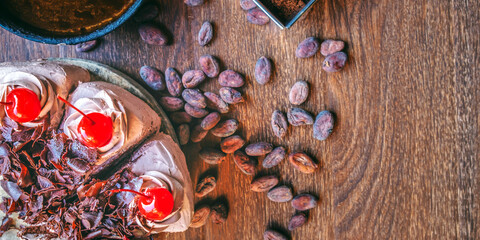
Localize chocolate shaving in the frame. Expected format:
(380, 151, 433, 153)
(0, 180, 23, 201)
(17, 162, 33, 188)
(0, 216, 13, 237)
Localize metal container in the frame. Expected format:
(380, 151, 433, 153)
(252, 0, 318, 29)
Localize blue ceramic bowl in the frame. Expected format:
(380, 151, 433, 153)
(0, 0, 144, 45)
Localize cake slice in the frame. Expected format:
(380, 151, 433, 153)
(59, 81, 162, 175)
(0, 60, 90, 129)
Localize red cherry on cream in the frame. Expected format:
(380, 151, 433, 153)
(57, 96, 113, 148)
(110, 187, 174, 221)
(0, 88, 41, 123)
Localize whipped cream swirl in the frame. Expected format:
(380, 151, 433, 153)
(0, 71, 55, 127)
(62, 89, 127, 155)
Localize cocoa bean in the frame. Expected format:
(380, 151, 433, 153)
(198, 21, 214, 46)
(211, 202, 228, 224)
(233, 150, 257, 175)
(287, 108, 314, 126)
(165, 67, 183, 97)
(320, 39, 345, 56)
(170, 112, 192, 124)
(177, 124, 190, 145)
(291, 193, 317, 211)
(75, 40, 99, 52)
(218, 70, 244, 87)
(133, 3, 159, 22)
(322, 52, 347, 72)
(201, 112, 221, 130)
(191, 125, 208, 143)
(271, 110, 288, 138)
(182, 70, 206, 88)
(182, 89, 207, 109)
(263, 146, 286, 168)
(139, 66, 165, 91)
(205, 92, 229, 113)
(219, 87, 244, 104)
(247, 8, 270, 25)
(220, 135, 245, 153)
(295, 37, 319, 58)
(313, 110, 334, 140)
(288, 152, 318, 174)
(199, 148, 226, 164)
(199, 55, 220, 78)
(184, 0, 204, 6)
(190, 205, 211, 228)
(255, 56, 273, 85)
(288, 212, 308, 231)
(195, 175, 216, 197)
(289, 81, 309, 105)
(240, 0, 256, 10)
(267, 185, 292, 202)
(185, 103, 209, 118)
(138, 23, 168, 46)
(211, 119, 238, 137)
(159, 96, 184, 112)
(264, 230, 288, 240)
(245, 142, 273, 156)
(251, 175, 278, 192)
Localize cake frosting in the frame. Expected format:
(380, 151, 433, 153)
(123, 133, 193, 233)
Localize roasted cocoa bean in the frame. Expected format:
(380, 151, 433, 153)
(289, 81, 309, 105)
(247, 8, 270, 25)
(263, 146, 286, 168)
(251, 175, 278, 192)
(190, 205, 211, 228)
(288, 152, 318, 174)
(198, 21, 214, 46)
(182, 70, 206, 88)
(195, 176, 216, 197)
(271, 110, 288, 138)
(134, 3, 159, 22)
(159, 96, 184, 112)
(287, 108, 314, 126)
(295, 37, 319, 58)
(233, 150, 257, 175)
(219, 87, 244, 104)
(182, 89, 207, 108)
(165, 67, 183, 96)
(185, 0, 204, 6)
(139, 66, 165, 91)
(211, 202, 228, 224)
(201, 112, 221, 130)
(245, 142, 273, 156)
(322, 52, 347, 72)
(75, 40, 99, 52)
(320, 39, 345, 56)
(191, 125, 208, 143)
(199, 148, 226, 164)
(177, 124, 190, 145)
(138, 23, 168, 46)
(199, 55, 220, 78)
(170, 111, 192, 124)
(291, 193, 318, 211)
(240, 0, 256, 10)
(211, 119, 238, 137)
(267, 185, 293, 202)
(220, 135, 245, 153)
(185, 103, 209, 118)
(205, 92, 229, 113)
(218, 70, 244, 87)
(263, 230, 288, 240)
(313, 110, 334, 140)
(255, 56, 273, 85)
(288, 212, 308, 231)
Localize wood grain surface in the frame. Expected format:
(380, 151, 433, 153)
(0, 0, 479, 239)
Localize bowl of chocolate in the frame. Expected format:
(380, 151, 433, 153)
(253, 0, 318, 29)
(0, 0, 144, 45)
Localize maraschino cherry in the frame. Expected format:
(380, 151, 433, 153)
(57, 96, 113, 148)
(110, 187, 174, 221)
(0, 88, 41, 123)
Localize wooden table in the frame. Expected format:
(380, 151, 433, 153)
(1, 0, 479, 239)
